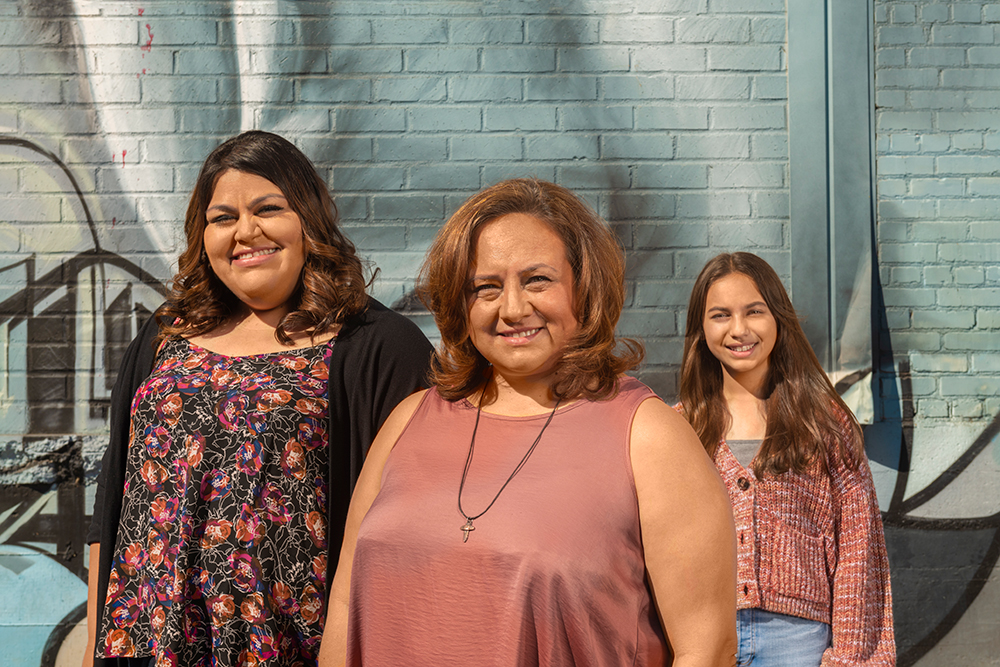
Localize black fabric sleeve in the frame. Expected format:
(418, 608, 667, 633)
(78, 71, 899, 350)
(325, 298, 433, 581)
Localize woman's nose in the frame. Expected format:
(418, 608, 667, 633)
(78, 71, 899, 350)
(499, 286, 531, 321)
(730, 314, 749, 336)
(233, 211, 260, 242)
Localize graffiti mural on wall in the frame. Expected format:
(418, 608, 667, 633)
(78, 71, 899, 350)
(1, 1, 998, 665)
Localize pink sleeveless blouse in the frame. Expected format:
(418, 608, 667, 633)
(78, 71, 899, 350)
(347, 376, 667, 666)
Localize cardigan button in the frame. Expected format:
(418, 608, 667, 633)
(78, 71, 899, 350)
(743, 584, 749, 596)
(737, 477, 750, 491)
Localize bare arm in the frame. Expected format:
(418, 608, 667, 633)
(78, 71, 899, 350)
(631, 398, 737, 667)
(83, 543, 99, 667)
(317, 389, 427, 667)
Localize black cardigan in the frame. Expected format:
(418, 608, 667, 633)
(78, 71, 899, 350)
(88, 298, 432, 665)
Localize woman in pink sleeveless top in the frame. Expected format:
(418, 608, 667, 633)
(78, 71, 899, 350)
(318, 179, 737, 667)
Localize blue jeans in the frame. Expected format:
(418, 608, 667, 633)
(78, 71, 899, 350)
(736, 608, 831, 667)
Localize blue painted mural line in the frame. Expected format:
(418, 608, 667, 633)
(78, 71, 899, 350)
(0, 490, 54, 544)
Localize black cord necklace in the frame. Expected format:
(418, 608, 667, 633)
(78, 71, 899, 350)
(458, 382, 560, 543)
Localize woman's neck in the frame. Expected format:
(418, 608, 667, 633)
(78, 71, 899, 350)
(186, 305, 337, 356)
(477, 373, 562, 416)
(722, 368, 768, 441)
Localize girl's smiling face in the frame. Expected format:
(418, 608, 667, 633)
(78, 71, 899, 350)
(702, 272, 778, 392)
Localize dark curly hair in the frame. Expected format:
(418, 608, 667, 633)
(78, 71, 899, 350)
(417, 178, 643, 403)
(156, 131, 368, 344)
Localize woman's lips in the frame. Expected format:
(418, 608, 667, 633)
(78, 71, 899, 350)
(499, 327, 541, 344)
(231, 247, 279, 266)
(727, 341, 757, 358)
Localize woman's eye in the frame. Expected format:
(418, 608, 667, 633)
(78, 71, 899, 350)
(473, 284, 500, 297)
(526, 275, 551, 287)
(257, 204, 282, 214)
(208, 214, 235, 225)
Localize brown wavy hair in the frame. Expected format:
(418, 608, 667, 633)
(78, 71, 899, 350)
(156, 131, 368, 344)
(679, 252, 863, 476)
(417, 178, 643, 403)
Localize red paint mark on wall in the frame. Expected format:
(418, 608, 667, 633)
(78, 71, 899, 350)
(121, 149, 127, 167)
(141, 24, 154, 54)
(112, 217, 117, 229)
(138, 8, 144, 16)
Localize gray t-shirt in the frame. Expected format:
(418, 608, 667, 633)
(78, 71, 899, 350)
(728, 439, 762, 468)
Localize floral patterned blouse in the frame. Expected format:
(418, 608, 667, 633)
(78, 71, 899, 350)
(97, 336, 334, 667)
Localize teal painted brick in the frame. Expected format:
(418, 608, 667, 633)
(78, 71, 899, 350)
(374, 77, 446, 102)
(96, 165, 174, 193)
(601, 17, 675, 43)
(91, 48, 174, 74)
(408, 107, 481, 132)
(342, 224, 407, 251)
(973, 353, 1000, 370)
(953, 133, 984, 150)
(633, 164, 707, 189)
(642, 339, 686, 366)
(879, 243, 936, 262)
(524, 76, 597, 100)
(911, 352, 969, 373)
(885, 309, 912, 329)
(919, 399, 950, 418)
(141, 137, 224, 163)
(952, 400, 984, 419)
(909, 91, 966, 110)
(601, 134, 675, 159)
(309, 137, 373, 162)
(150, 18, 218, 45)
(26, 108, 98, 134)
(616, 310, 677, 337)
(750, 17, 785, 43)
(1, 78, 60, 103)
(372, 19, 447, 44)
(711, 0, 785, 10)
(939, 199, 1000, 219)
(677, 133, 749, 159)
(606, 193, 677, 221)
(878, 221, 909, 242)
(920, 4, 951, 22)
(876, 68, 938, 87)
(876, 155, 935, 174)
(711, 221, 783, 247)
(878, 180, 908, 196)
(409, 224, 445, 249)
(633, 281, 693, 307)
(451, 135, 522, 160)
(941, 69, 1000, 87)
(634, 46, 707, 72)
(332, 194, 365, 222)
(938, 112, 1000, 131)
(450, 19, 523, 44)
(406, 48, 478, 72)
(409, 165, 481, 190)
(679, 248, 788, 278)
(298, 79, 371, 103)
(932, 24, 993, 43)
(676, 192, 751, 218)
(332, 166, 406, 192)
(956, 267, 986, 285)
(367, 251, 429, 278)
(0, 20, 59, 45)
(628, 255, 677, 282)
(558, 47, 630, 72)
(635, 105, 709, 130)
(485, 105, 556, 130)
(877, 48, 906, 67)
(908, 376, 939, 396)
(372, 195, 444, 220)
(634, 223, 709, 248)
(675, 17, 750, 43)
(939, 243, 1000, 263)
(881, 331, 941, 351)
(912, 309, 976, 329)
(988, 267, 1000, 282)
(376, 136, 447, 161)
(556, 163, 632, 189)
(712, 105, 785, 130)
(920, 134, 952, 152)
(986, 133, 1000, 149)
(482, 48, 555, 73)
(559, 106, 633, 130)
(890, 5, 917, 22)
(525, 134, 599, 159)
(910, 221, 967, 241)
(938, 287, 1000, 307)
(74, 18, 141, 45)
(709, 46, 782, 71)
(751, 133, 788, 159)
(941, 377, 1000, 396)
(219, 19, 293, 46)
(300, 19, 371, 45)
(676, 75, 751, 100)
(710, 162, 784, 188)
(970, 221, 1000, 239)
(878, 25, 928, 45)
(451, 76, 521, 102)
(335, 107, 406, 133)
(911, 178, 964, 197)
(754, 75, 788, 100)
(891, 267, 922, 284)
(987, 3, 1000, 21)
(602, 75, 675, 101)
(877, 112, 934, 132)
(754, 191, 789, 217)
(969, 47, 1000, 65)
(526, 18, 599, 44)
(878, 199, 937, 220)
(142, 78, 216, 103)
(945, 332, 1000, 350)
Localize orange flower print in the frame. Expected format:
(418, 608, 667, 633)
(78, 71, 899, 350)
(151, 606, 166, 633)
(155, 392, 183, 427)
(140, 460, 169, 492)
(118, 541, 148, 576)
(237, 649, 260, 667)
(241, 591, 267, 624)
(257, 389, 292, 412)
(209, 593, 236, 627)
(147, 528, 168, 567)
(312, 554, 327, 586)
(210, 367, 240, 389)
(104, 628, 136, 656)
(305, 510, 327, 549)
(200, 519, 233, 549)
(105, 569, 123, 603)
(294, 396, 326, 417)
(276, 355, 307, 370)
(182, 349, 209, 368)
(149, 495, 179, 527)
(310, 356, 329, 380)
(300, 582, 325, 625)
(281, 439, 306, 480)
(268, 581, 299, 616)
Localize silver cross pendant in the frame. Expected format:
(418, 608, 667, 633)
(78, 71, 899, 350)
(461, 518, 475, 542)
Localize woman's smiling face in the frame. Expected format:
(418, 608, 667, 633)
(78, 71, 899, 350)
(466, 213, 579, 388)
(702, 272, 778, 392)
(203, 169, 306, 315)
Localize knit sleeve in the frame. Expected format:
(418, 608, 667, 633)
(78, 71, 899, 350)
(822, 415, 896, 666)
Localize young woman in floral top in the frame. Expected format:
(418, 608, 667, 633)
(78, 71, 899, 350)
(679, 252, 895, 667)
(83, 131, 431, 667)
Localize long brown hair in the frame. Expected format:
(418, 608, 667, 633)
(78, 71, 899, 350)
(156, 131, 368, 344)
(679, 252, 863, 476)
(417, 178, 643, 402)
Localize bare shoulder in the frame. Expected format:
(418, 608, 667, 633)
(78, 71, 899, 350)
(631, 396, 708, 463)
(374, 389, 429, 447)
